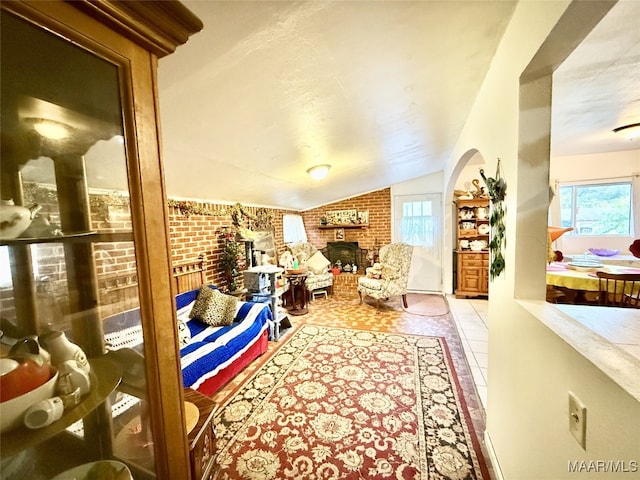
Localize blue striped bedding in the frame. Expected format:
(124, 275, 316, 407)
(176, 292, 273, 390)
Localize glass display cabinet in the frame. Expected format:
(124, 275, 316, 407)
(0, 1, 202, 478)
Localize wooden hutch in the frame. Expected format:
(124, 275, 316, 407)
(1, 1, 202, 478)
(455, 198, 490, 298)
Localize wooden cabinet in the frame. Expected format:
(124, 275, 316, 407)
(455, 199, 489, 297)
(0, 2, 201, 478)
(457, 253, 489, 297)
(185, 389, 218, 480)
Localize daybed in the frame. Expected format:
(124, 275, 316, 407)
(175, 286, 272, 396)
(103, 256, 273, 397)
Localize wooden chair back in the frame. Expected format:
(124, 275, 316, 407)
(596, 272, 640, 308)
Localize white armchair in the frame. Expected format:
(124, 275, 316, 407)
(358, 243, 413, 309)
(285, 242, 333, 294)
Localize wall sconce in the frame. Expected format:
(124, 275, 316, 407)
(30, 119, 71, 140)
(306, 164, 331, 180)
(613, 122, 640, 140)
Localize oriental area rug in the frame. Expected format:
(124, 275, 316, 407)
(213, 325, 489, 480)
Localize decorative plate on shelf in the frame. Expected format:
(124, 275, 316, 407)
(478, 224, 490, 235)
(588, 248, 620, 257)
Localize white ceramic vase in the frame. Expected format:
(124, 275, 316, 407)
(39, 331, 90, 374)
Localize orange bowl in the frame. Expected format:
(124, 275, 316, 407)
(0, 368, 58, 433)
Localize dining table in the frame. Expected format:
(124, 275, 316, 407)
(546, 262, 640, 304)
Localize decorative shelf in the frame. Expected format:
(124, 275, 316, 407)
(318, 224, 369, 230)
(1, 357, 122, 458)
(458, 234, 489, 239)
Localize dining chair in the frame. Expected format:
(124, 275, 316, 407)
(596, 272, 640, 308)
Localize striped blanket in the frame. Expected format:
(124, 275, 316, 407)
(104, 288, 273, 391)
(177, 296, 272, 390)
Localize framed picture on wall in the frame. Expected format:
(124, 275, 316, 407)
(334, 228, 345, 240)
(326, 209, 357, 225)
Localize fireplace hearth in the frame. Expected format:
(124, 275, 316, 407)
(322, 241, 369, 269)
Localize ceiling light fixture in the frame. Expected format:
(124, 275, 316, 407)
(306, 164, 331, 180)
(613, 122, 640, 140)
(32, 119, 71, 140)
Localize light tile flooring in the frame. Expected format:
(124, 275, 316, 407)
(446, 296, 489, 409)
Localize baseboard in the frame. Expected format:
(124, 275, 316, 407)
(484, 430, 505, 480)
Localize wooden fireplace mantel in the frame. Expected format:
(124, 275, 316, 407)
(318, 224, 369, 229)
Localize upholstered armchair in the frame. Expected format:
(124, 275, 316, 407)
(285, 242, 334, 294)
(358, 243, 413, 309)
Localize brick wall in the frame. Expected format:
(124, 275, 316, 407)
(168, 202, 298, 291)
(302, 188, 392, 254)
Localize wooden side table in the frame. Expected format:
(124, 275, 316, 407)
(284, 272, 309, 315)
(184, 389, 218, 480)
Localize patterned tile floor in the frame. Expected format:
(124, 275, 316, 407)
(211, 291, 494, 479)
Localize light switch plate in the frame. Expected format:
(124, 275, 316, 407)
(569, 392, 587, 449)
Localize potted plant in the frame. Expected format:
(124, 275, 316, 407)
(221, 239, 242, 292)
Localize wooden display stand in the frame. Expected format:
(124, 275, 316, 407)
(455, 198, 490, 298)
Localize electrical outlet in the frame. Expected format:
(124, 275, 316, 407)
(569, 392, 587, 449)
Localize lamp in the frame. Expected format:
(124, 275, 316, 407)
(613, 122, 640, 140)
(306, 164, 331, 180)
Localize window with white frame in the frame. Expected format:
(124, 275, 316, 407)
(282, 214, 307, 244)
(399, 199, 436, 247)
(559, 180, 633, 235)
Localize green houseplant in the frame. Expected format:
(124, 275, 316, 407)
(221, 238, 242, 293)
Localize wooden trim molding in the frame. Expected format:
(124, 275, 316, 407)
(69, 0, 203, 57)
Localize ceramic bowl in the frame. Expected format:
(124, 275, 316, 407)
(629, 240, 640, 258)
(588, 248, 620, 257)
(50, 460, 132, 480)
(0, 368, 58, 433)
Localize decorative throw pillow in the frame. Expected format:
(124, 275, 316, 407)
(295, 251, 309, 265)
(176, 302, 192, 348)
(177, 318, 191, 348)
(189, 286, 237, 327)
(189, 286, 215, 319)
(306, 250, 331, 275)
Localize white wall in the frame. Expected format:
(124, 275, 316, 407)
(391, 170, 444, 196)
(550, 150, 640, 254)
(443, 1, 640, 479)
(454, 151, 486, 192)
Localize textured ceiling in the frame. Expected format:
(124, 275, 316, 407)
(158, 0, 517, 210)
(158, 0, 639, 211)
(551, 0, 640, 157)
